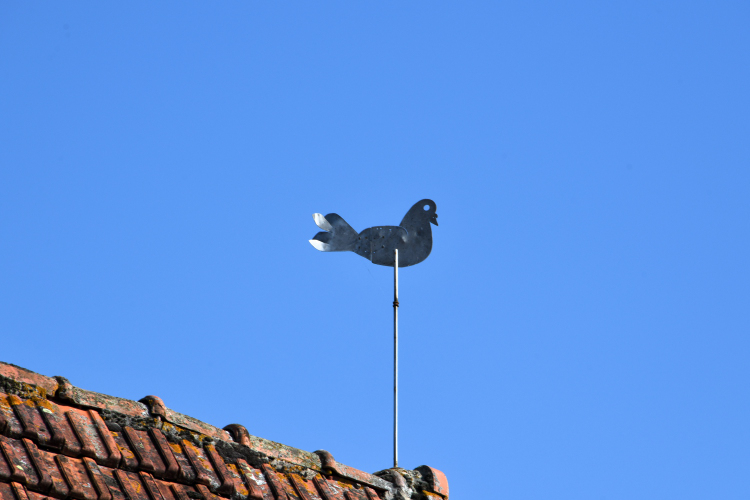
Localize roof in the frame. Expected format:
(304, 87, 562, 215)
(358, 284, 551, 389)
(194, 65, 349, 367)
(0, 362, 448, 500)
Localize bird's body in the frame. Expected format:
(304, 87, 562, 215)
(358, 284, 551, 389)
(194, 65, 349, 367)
(309, 199, 438, 267)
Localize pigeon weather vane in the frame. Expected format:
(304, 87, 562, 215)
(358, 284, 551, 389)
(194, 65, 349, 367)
(309, 199, 439, 468)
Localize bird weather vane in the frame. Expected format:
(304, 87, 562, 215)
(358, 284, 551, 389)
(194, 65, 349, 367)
(309, 199, 438, 468)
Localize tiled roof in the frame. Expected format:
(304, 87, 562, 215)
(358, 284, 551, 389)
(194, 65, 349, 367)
(0, 362, 447, 500)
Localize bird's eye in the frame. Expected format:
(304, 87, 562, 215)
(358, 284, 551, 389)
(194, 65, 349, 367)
(423, 204, 430, 211)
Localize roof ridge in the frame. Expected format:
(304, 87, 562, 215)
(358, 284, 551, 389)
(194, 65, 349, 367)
(0, 361, 448, 500)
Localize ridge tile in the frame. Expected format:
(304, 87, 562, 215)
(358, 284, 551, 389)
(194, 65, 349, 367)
(54, 379, 149, 421)
(0, 364, 58, 398)
(414, 466, 448, 498)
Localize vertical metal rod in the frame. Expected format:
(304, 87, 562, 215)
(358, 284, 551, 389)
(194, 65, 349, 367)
(393, 249, 399, 468)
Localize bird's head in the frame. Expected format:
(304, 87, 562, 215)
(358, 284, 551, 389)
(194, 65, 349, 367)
(403, 199, 438, 227)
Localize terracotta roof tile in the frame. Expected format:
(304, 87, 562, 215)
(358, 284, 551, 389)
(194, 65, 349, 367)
(414, 466, 448, 498)
(11, 482, 31, 500)
(81, 458, 112, 500)
(58, 455, 98, 500)
(109, 432, 139, 472)
(8, 397, 53, 447)
(66, 412, 110, 465)
(166, 482, 192, 500)
(123, 428, 165, 478)
(0, 481, 15, 500)
(38, 402, 82, 457)
(98, 468, 128, 500)
(0, 395, 23, 439)
(0, 361, 448, 500)
(181, 440, 220, 492)
(234, 459, 263, 500)
(0, 435, 39, 486)
(146, 430, 178, 481)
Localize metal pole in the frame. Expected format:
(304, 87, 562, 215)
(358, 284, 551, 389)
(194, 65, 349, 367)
(393, 249, 399, 468)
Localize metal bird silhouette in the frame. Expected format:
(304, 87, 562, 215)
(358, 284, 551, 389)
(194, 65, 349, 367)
(309, 199, 438, 267)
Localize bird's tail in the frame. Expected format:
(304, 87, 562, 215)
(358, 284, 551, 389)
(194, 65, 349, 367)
(309, 213, 358, 252)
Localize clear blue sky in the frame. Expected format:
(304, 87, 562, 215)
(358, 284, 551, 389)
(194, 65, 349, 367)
(1, 2, 748, 498)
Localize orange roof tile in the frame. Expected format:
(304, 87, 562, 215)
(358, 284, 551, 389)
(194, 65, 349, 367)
(0, 362, 447, 500)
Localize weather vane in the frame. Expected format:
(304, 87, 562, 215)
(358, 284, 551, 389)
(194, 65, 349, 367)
(309, 199, 439, 468)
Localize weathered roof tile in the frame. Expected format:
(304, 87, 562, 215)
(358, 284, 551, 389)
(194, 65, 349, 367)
(114, 469, 149, 500)
(8, 397, 52, 447)
(38, 404, 81, 457)
(10, 482, 30, 500)
(65, 412, 109, 465)
(56, 455, 97, 500)
(0, 395, 23, 439)
(81, 458, 111, 500)
(109, 432, 138, 472)
(0, 435, 39, 487)
(415, 465, 449, 498)
(259, 464, 289, 500)
(123, 428, 165, 478)
(96, 466, 126, 500)
(146, 430, 178, 481)
(234, 459, 263, 500)
(19, 439, 52, 494)
(0, 481, 15, 500)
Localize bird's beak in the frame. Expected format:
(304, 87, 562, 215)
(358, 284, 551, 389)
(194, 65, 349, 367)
(430, 214, 438, 226)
